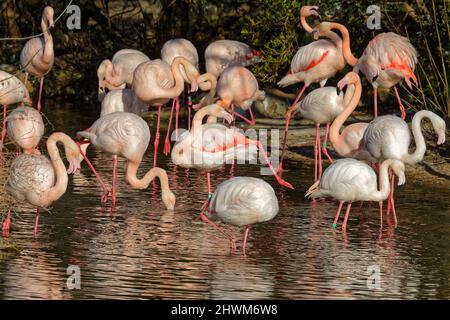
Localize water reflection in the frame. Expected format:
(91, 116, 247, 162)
(0, 100, 449, 299)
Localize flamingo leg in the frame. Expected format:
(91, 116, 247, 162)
(232, 106, 256, 126)
(78, 143, 109, 204)
(379, 201, 383, 228)
(242, 226, 250, 256)
(187, 95, 192, 130)
(322, 123, 333, 163)
(278, 84, 308, 174)
(200, 211, 237, 250)
(393, 85, 406, 120)
(342, 203, 352, 231)
(1, 105, 7, 148)
(163, 99, 176, 156)
(316, 124, 323, 180)
(332, 201, 344, 228)
(2, 209, 11, 237)
(373, 87, 378, 118)
(175, 96, 180, 138)
(153, 105, 162, 167)
(206, 171, 211, 196)
(386, 172, 398, 226)
(111, 155, 118, 208)
(34, 208, 40, 240)
(37, 77, 44, 112)
(314, 125, 319, 181)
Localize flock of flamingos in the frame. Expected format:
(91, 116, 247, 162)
(0, 5, 446, 255)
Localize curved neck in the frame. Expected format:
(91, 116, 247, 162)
(329, 23, 358, 66)
(126, 162, 171, 191)
(404, 111, 430, 164)
(41, 15, 53, 64)
(300, 15, 314, 33)
(43, 133, 71, 203)
(198, 73, 217, 96)
(330, 80, 361, 145)
(164, 58, 191, 98)
(372, 160, 392, 201)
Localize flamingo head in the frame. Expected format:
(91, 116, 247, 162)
(301, 5, 321, 20)
(357, 55, 380, 84)
(433, 117, 446, 145)
(162, 189, 176, 210)
(206, 104, 234, 123)
(390, 160, 406, 186)
(65, 142, 82, 175)
(337, 72, 360, 93)
(43, 6, 55, 28)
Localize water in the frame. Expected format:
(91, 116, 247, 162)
(0, 100, 449, 299)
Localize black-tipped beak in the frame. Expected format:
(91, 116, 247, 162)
(336, 87, 341, 95)
(372, 74, 379, 83)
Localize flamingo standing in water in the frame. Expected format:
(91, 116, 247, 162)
(2, 132, 81, 239)
(313, 22, 417, 119)
(205, 40, 262, 79)
(6, 106, 44, 155)
(0, 71, 32, 150)
(306, 158, 405, 231)
(20, 6, 54, 112)
(97, 49, 150, 101)
(171, 104, 293, 203)
(132, 57, 199, 167)
(77, 112, 176, 209)
(206, 177, 279, 255)
(277, 5, 347, 173)
(361, 111, 446, 224)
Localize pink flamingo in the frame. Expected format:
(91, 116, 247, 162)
(20, 6, 54, 112)
(171, 104, 293, 205)
(77, 111, 176, 209)
(0, 71, 32, 150)
(132, 57, 199, 167)
(282, 85, 350, 182)
(277, 5, 346, 173)
(361, 110, 446, 224)
(206, 177, 279, 255)
(205, 40, 262, 79)
(2, 132, 80, 239)
(100, 88, 148, 117)
(6, 106, 44, 155)
(97, 49, 150, 101)
(306, 158, 405, 231)
(314, 22, 417, 119)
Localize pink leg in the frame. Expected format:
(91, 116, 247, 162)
(34, 208, 40, 240)
(78, 143, 108, 204)
(233, 106, 256, 126)
(386, 173, 398, 226)
(24, 73, 28, 86)
(322, 123, 333, 163)
(187, 95, 192, 130)
(278, 84, 308, 174)
(314, 125, 319, 182)
(342, 203, 352, 231)
(1, 105, 7, 147)
(200, 211, 236, 250)
(379, 201, 383, 228)
(175, 96, 180, 138)
(111, 155, 118, 207)
(37, 77, 44, 112)
(206, 171, 211, 196)
(153, 105, 162, 167)
(163, 100, 176, 156)
(373, 87, 378, 118)
(393, 85, 406, 120)
(242, 226, 250, 256)
(332, 201, 344, 228)
(2, 209, 11, 237)
(316, 124, 323, 180)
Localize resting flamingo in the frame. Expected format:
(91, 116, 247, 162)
(277, 5, 346, 173)
(20, 6, 54, 112)
(100, 88, 148, 117)
(97, 49, 150, 101)
(132, 57, 199, 167)
(313, 22, 417, 119)
(0, 71, 32, 150)
(205, 40, 262, 79)
(2, 132, 80, 239)
(205, 177, 279, 255)
(6, 106, 44, 155)
(77, 112, 176, 210)
(306, 158, 405, 231)
(361, 110, 446, 223)
(171, 104, 292, 203)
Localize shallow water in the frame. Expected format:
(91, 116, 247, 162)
(0, 100, 449, 299)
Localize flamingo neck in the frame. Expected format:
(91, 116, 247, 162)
(372, 159, 393, 201)
(405, 111, 433, 165)
(329, 23, 358, 66)
(300, 15, 313, 33)
(126, 161, 171, 191)
(41, 16, 54, 65)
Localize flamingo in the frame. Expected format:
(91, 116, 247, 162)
(306, 158, 406, 231)
(171, 104, 293, 203)
(313, 22, 417, 119)
(132, 57, 199, 167)
(77, 111, 176, 209)
(0, 71, 32, 150)
(20, 6, 54, 112)
(6, 106, 44, 155)
(206, 177, 279, 255)
(282, 85, 350, 182)
(100, 88, 148, 117)
(2, 132, 81, 239)
(277, 5, 346, 173)
(205, 40, 262, 79)
(97, 49, 150, 101)
(361, 110, 446, 223)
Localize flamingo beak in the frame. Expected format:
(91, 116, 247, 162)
(437, 131, 446, 145)
(220, 111, 234, 124)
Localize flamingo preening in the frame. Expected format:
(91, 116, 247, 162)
(20, 6, 54, 112)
